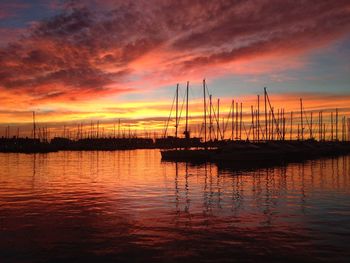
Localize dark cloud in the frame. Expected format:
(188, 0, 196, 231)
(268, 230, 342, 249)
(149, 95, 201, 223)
(0, 0, 349, 103)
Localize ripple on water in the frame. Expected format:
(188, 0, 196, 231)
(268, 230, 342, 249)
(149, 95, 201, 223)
(0, 151, 350, 262)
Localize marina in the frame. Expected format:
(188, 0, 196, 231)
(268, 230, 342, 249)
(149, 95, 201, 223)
(2, 84, 350, 164)
(1, 1, 350, 261)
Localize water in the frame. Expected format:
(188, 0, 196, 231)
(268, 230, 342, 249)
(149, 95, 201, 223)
(1, 150, 350, 262)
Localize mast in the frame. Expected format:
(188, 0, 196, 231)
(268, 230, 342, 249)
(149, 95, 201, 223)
(264, 88, 268, 141)
(175, 83, 179, 138)
(282, 109, 285, 140)
(239, 102, 242, 140)
(33, 111, 36, 140)
(118, 119, 121, 138)
(236, 102, 238, 139)
(97, 121, 99, 139)
(251, 105, 254, 141)
(209, 95, 212, 141)
(320, 111, 323, 141)
(290, 111, 293, 140)
(90, 122, 93, 138)
(300, 98, 303, 141)
(184, 81, 189, 139)
(257, 95, 260, 142)
(336, 108, 338, 141)
(331, 112, 333, 140)
(310, 112, 313, 139)
(217, 98, 220, 140)
(203, 79, 207, 144)
(319, 112, 321, 141)
(231, 99, 234, 140)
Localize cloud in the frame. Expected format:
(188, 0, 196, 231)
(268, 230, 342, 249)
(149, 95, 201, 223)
(0, 0, 349, 107)
(0, 2, 29, 20)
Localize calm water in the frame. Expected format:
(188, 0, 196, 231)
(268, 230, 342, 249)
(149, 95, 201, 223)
(1, 150, 350, 262)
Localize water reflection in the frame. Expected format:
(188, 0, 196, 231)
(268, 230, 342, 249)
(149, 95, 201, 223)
(0, 151, 350, 262)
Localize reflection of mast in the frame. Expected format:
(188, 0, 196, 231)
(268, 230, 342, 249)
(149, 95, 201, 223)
(31, 153, 37, 190)
(175, 162, 179, 213)
(185, 162, 190, 213)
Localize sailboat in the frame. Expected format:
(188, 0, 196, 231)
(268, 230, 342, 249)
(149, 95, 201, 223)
(160, 79, 218, 161)
(156, 81, 201, 149)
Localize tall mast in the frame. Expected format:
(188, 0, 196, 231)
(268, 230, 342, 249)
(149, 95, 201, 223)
(203, 79, 207, 144)
(251, 105, 254, 141)
(33, 111, 36, 140)
(240, 102, 242, 140)
(336, 108, 338, 141)
(264, 88, 268, 141)
(331, 112, 334, 140)
(175, 83, 179, 138)
(310, 112, 313, 139)
(290, 111, 293, 140)
(185, 81, 189, 139)
(300, 98, 303, 141)
(319, 112, 321, 141)
(320, 111, 323, 141)
(217, 98, 220, 140)
(257, 95, 260, 142)
(209, 95, 212, 141)
(118, 119, 121, 138)
(236, 102, 238, 139)
(231, 99, 234, 140)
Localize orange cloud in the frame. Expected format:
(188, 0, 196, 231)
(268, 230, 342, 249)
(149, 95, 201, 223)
(1, 0, 350, 132)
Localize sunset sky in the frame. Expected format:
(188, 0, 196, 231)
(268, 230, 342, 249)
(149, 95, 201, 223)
(0, 0, 350, 137)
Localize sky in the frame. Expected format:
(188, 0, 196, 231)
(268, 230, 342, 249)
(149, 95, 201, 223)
(0, 0, 350, 137)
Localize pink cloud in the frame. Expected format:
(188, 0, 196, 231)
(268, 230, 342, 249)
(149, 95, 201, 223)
(0, 0, 349, 106)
